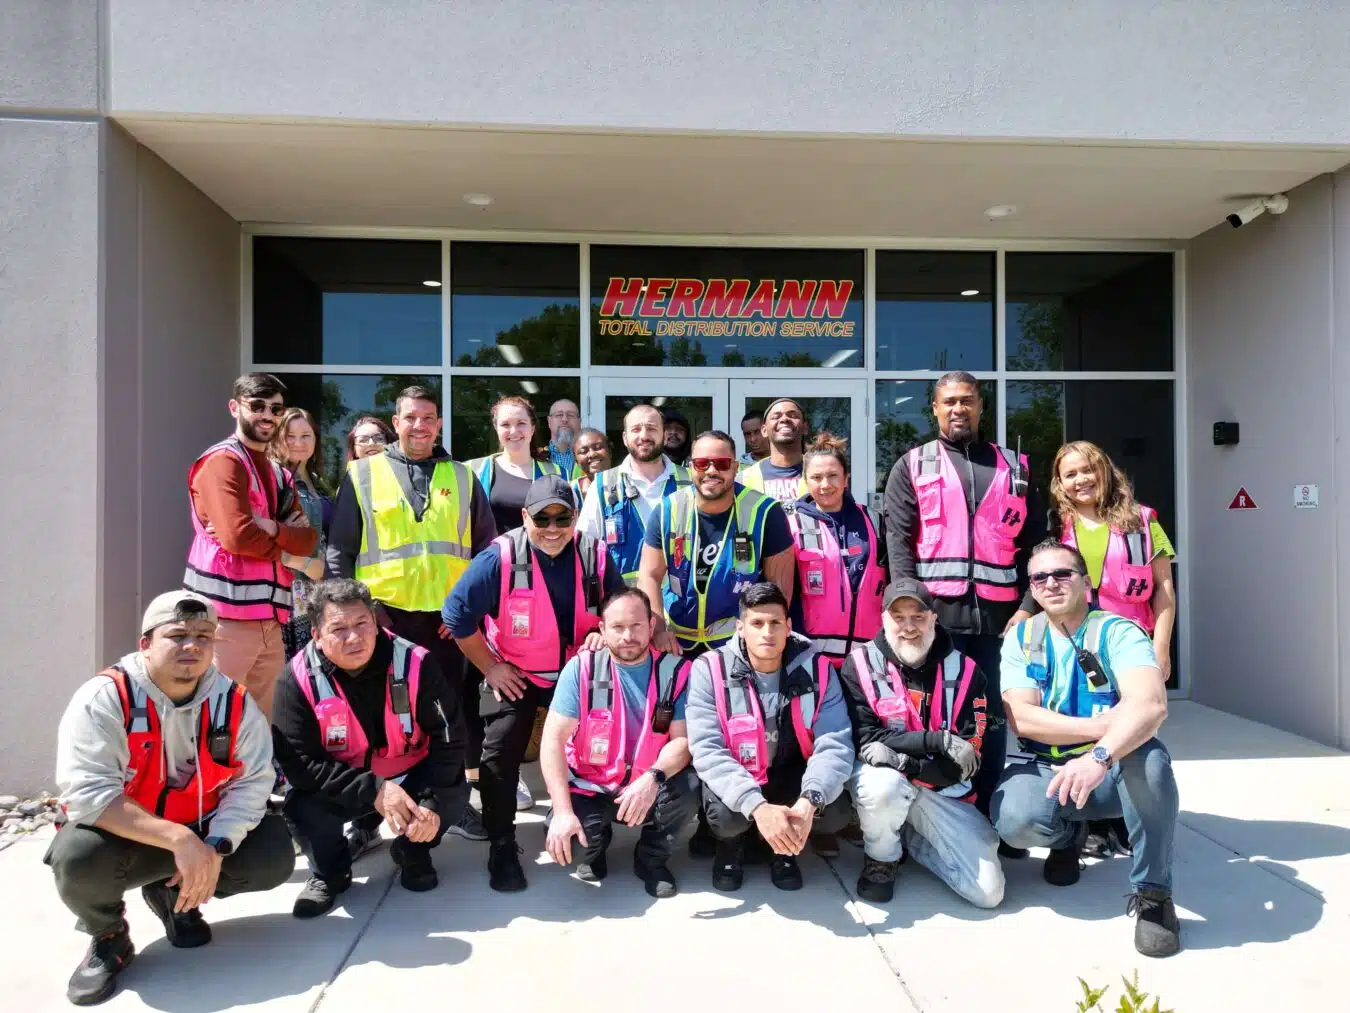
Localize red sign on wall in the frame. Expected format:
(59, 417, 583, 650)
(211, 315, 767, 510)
(1227, 487, 1258, 510)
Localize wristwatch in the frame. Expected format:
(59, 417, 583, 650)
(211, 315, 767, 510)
(799, 789, 826, 816)
(204, 835, 233, 856)
(1089, 745, 1112, 768)
(647, 768, 668, 786)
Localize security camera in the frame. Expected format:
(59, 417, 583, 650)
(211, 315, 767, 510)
(1226, 194, 1289, 229)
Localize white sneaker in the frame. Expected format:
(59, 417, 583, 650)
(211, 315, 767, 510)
(515, 776, 534, 811)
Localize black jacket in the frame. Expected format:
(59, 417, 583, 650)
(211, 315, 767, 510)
(882, 435, 1045, 635)
(325, 445, 498, 586)
(837, 627, 989, 792)
(272, 632, 469, 817)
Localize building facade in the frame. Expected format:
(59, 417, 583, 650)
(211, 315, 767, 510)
(4, 0, 1350, 790)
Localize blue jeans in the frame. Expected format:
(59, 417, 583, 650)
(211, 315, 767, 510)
(989, 737, 1179, 893)
(948, 632, 1006, 815)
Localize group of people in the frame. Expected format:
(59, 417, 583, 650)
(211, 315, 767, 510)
(47, 370, 1182, 1006)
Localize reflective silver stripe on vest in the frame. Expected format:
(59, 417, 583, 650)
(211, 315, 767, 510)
(813, 636, 854, 656)
(941, 651, 963, 726)
(971, 562, 1018, 586)
(1023, 613, 1050, 668)
(671, 615, 739, 640)
(793, 509, 825, 553)
(726, 677, 755, 718)
(509, 534, 534, 592)
(917, 441, 942, 475)
(128, 680, 151, 734)
(863, 642, 895, 701)
(183, 569, 284, 604)
(303, 643, 341, 702)
(354, 458, 474, 568)
(391, 639, 415, 736)
(1123, 530, 1149, 567)
(588, 651, 616, 711)
(915, 560, 971, 580)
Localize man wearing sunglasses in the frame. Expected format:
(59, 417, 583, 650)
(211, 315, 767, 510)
(992, 540, 1180, 958)
(185, 373, 317, 718)
(442, 476, 624, 891)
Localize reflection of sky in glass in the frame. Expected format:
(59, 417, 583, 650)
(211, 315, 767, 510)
(452, 294, 580, 361)
(320, 293, 441, 366)
(876, 301, 993, 371)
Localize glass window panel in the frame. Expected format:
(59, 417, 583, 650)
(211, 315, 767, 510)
(873, 379, 996, 492)
(448, 376, 582, 463)
(253, 238, 442, 366)
(271, 373, 441, 491)
(1005, 253, 1174, 371)
(451, 243, 580, 368)
(590, 246, 864, 367)
(875, 251, 994, 370)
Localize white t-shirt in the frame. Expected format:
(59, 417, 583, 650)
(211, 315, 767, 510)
(577, 456, 679, 543)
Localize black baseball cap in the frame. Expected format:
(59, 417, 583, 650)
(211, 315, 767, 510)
(882, 578, 934, 612)
(524, 475, 576, 514)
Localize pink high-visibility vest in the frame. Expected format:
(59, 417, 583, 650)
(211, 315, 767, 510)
(785, 502, 885, 665)
(1062, 506, 1159, 632)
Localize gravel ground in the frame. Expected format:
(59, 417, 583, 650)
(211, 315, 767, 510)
(0, 794, 60, 851)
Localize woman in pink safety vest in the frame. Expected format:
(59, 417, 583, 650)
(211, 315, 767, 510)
(1051, 440, 1177, 680)
(785, 433, 888, 668)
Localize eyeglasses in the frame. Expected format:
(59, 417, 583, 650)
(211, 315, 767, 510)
(1029, 568, 1082, 587)
(353, 434, 387, 446)
(549, 410, 580, 420)
(241, 399, 286, 417)
(691, 457, 736, 473)
(530, 512, 575, 528)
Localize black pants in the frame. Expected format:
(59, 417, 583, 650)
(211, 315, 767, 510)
(702, 763, 852, 842)
(948, 631, 1008, 816)
(381, 604, 480, 769)
(284, 759, 451, 882)
(546, 767, 700, 867)
(44, 815, 295, 936)
(478, 679, 553, 840)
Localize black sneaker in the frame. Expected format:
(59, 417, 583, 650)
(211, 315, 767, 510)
(576, 850, 609, 883)
(292, 872, 352, 919)
(66, 920, 135, 1006)
(634, 855, 677, 899)
(488, 837, 527, 893)
(810, 832, 840, 858)
(345, 824, 381, 861)
(688, 818, 717, 858)
(769, 855, 803, 891)
(390, 837, 438, 892)
(445, 806, 489, 842)
(856, 856, 899, 903)
(998, 840, 1030, 860)
(141, 883, 212, 948)
(712, 837, 744, 892)
(1128, 890, 1182, 957)
(1043, 824, 1088, 887)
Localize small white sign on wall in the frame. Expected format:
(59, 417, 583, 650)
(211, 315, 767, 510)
(1293, 484, 1319, 509)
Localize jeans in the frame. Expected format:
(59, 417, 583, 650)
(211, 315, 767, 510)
(478, 680, 553, 840)
(546, 767, 701, 867)
(381, 605, 479, 769)
(849, 761, 1004, 908)
(990, 737, 1179, 893)
(948, 631, 1007, 815)
(702, 762, 852, 842)
(213, 618, 287, 720)
(44, 814, 295, 935)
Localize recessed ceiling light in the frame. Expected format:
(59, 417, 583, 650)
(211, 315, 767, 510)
(984, 204, 1018, 220)
(422, 279, 442, 288)
(463, 193, 494, 207)
(960, 288, 980, 297)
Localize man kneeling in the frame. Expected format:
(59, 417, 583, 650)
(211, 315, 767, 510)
(542, 587, 699, 897)
(47, 592, 294, 1006)
(273, 579, 469, 917)
(687, 582, 854, 892)
(838, 579, 1004, 907)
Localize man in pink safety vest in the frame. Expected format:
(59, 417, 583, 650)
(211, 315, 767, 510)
(880, 371, 1046, 838)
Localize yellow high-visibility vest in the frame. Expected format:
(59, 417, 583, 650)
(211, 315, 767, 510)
(738, 459, 807, 500)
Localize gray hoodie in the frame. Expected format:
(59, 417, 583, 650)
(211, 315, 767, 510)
(687, 633, 854, 818)
(55, 652, 275, 849)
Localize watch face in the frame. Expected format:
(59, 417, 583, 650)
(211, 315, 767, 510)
(1091, 746, 1110, 764)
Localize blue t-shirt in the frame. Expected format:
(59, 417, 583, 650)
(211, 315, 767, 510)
(550, 655, 689, 766)
(642, 499, 793, 591)
(1001, 614, 1158, 717)
(756, 460, 803, 502)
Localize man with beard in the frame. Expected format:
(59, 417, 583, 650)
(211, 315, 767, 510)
(661, 409, 692, 466)
(578, 404, 690, 585)
(739, 398, 809, 502)
(184, 372, 317, 718)
(838, 579, 1004, 907)
(540, 587, 699, 897)
(570, 427, 612, 504)
(881, 371, 1046, 844)
(545, 399, 584, 480)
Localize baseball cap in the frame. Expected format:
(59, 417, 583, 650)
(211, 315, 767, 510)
(524, 475, 577, 514)
(141, 590, 217, 635)
(882, 578, 934, 613)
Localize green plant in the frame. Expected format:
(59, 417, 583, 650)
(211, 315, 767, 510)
(1075, 971, 1174, 1013)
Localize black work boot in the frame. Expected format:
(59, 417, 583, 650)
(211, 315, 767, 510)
(711, 836, 745, 892)
(67, 920, 135, 1006)
(488, 836, 527, 893)
(292, 872, 352, 918)
(856, 856, 900, 903)
(634, 853, 677, 898)
(390, 837, 439, 892)
(769, 854, 804, 891)
(1129, 890, 1182, 957)
(576, 849, 609, 883)
(141, 883, 212, 948)
(998, 840, 1030, 860)
(687, 815, 717, 858)
(1043, 823, 1089, 887)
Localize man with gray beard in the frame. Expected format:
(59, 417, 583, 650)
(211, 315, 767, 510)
(836, 579, 1005, 907)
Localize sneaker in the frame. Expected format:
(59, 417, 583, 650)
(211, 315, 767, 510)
(856, 856, 900, 903)
(345, 824, 381, 860)
(446, 806, 489, 842)
(1106, 817, 1134, 856)
(688, 818, 717, 858)
(998, 840, 1030, 860)
(292, 872, 352, 919)
(66, 920, 135, 1006)
(576, 851, 609, 882)
(515, 775, 535, 811)
(390, 837, 438, 892)
(1128, 890, 1182, 957)
(141, 883, 212, 948)
(712, 837, 744, 892)
(1043, 824, 1088, 887)
(1083, 818, 1112, 858)
(810, 832, 840, 858)
(488, 837, 527, 893)
(635, 856, 677, 899)
(769, 855, 804, 891)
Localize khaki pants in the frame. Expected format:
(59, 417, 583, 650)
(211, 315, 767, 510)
(213, 618, 286, 719)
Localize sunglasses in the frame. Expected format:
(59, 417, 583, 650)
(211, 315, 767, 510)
(530, 512, 575, 528)
(691, 457, 736, 473)
(240, 398, 286, 417)
(1029, 567, 1082, 587)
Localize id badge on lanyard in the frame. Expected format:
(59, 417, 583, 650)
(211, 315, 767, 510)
(605, 515, 623, 546)
(732, 533, 753, 574)
(587, 715, 613, 764)
(507, 594, 532, 638)
(805, 563, 826, 596)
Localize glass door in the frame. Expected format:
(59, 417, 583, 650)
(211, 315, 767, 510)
(729, 378, 870, 502)
(586, 376, 730, 465)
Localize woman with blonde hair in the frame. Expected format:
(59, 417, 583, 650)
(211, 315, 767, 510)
(466, 395, 562, 535)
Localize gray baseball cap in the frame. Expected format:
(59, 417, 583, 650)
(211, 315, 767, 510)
(141, 590, 217, 635)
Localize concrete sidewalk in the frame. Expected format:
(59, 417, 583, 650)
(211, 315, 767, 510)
(7, 701, 1349, 1012)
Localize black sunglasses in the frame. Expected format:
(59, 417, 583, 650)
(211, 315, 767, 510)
(530, 512, 575, 529)
(241, 398, 286, 417)
(1028, 567, 1082, 587)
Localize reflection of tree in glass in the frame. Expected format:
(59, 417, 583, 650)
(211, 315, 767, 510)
(1008, 301, 1064, 371)
(1006, 381, 1065, 504)
(872, 381, 997, 488)
(455, 304, 582, 367)
(746, 352, 819, 367)
(316, 380, 349, 490)
(666, 337, 708, 367)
